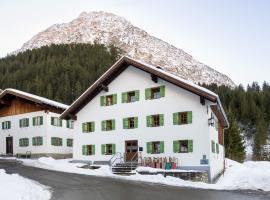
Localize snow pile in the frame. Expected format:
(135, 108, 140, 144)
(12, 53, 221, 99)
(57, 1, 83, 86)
(0, 169, 51, 200)
(21, 157, 270, 191)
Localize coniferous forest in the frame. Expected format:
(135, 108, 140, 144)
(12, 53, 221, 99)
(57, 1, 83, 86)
(0, 44, 269, 162)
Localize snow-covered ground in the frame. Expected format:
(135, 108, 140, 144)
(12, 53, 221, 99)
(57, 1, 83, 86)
(19, 157, 270, 192)
(0, 168, 51, 200)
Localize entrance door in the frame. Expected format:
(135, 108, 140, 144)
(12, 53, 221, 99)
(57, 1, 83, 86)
(125, 140, 138, 162)
(6, 137, 13, 155)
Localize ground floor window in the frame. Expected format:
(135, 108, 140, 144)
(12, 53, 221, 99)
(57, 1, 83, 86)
(19, 138, 29, 147)
(67, 139, 73, 147)
(51, 137, 63, 146)
(173, 140, 193, 153)
(82, 145, 95, 155)
(32, 136, 43, 146)
(147, 141, 164, 154)
(101, 144, 116, 155)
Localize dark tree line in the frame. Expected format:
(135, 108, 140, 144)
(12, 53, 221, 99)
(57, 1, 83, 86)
(0, 43, 121, 104)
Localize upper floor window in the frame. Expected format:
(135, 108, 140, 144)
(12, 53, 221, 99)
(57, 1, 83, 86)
(66, 120, 74, 129)
(82, 122, 95, 133)
(32, 136, 43, 146)
(101, 119, 115, 131)
(146, 114, 164, 127)
(2, 121, 11, 130)
(19, 118, 29, 128)
(211, 140, 216, 153)
(146, 141, 164, 154)
(101, 144, 116, 155)
(123, 117, 138, 129)
(51, 137, 62, 146)
(19, 138, 29, 147)
(51, 117, 62, 127)
(67, 139, 73, 147)
(100, 94, 117, 106)
(145, 85, 165, 100)
(33, 116, 43, 126)
(173, 140, 193, 153)
(173, 111, 192, 125)
(122, 90, 139, 103)
(82, 145, 95, 155)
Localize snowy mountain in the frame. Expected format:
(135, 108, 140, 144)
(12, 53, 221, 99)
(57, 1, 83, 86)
(17, 11, 235, 87)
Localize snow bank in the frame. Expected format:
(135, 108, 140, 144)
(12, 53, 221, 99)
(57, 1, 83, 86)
(20, 157, 270, 191)
(0, 169, 51, 200)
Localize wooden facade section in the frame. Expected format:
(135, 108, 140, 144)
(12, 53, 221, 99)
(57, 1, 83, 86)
(0, 96, 63, 117)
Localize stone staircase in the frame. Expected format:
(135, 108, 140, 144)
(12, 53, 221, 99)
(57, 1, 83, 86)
(112, 162, 139, 176)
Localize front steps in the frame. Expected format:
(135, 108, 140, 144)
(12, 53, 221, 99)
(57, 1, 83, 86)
(112, 162, 139, 176)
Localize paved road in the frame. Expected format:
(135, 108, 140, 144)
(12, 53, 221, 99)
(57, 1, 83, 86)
(0, 159, 269, 200)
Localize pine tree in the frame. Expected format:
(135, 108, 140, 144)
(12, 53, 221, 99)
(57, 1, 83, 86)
(224, 110, 246, 162)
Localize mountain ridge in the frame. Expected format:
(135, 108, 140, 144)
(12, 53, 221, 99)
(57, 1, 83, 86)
(17, 11, 236, 87)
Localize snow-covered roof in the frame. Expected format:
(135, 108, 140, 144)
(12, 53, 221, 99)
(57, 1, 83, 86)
(61, 56, 228, 127)
(0, 88, 68, 110)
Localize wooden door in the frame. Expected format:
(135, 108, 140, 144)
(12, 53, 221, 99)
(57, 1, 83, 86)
(6, 137, 13, 155)
(125, 140, 138, 162)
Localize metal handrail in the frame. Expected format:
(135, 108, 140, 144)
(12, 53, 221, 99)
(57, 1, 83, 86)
(109, 152, 123, 168)
(25, 151, 31, 158)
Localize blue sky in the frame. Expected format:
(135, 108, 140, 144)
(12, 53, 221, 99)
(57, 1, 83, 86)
(0, 0, 269, 86)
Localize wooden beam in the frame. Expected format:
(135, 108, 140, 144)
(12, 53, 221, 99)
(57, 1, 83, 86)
(100, 84, 109, 92)
(151, 74, 158, 83)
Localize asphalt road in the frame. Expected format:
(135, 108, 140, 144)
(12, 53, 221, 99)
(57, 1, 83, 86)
(0, 159, 269, 200)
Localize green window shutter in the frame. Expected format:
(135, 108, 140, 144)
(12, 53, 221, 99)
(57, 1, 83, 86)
(19, 120, 22, 128)
(160, 141, 164, 153)
(212, 141, 215, 153)
(51, 137, 54, 145)
(60, 120, 63, 127)
(82, 123, 85, 132)
(91, 122, 95, 132)
(2, 122, 4, 129)
(122, 92, 127, 103)
(146, 116, 150, 127)
(82, 145, 86, 155)
(123, 118, 128, 129)
(51, 117, 54, 125)
(160, 85, 165, 97)
(101, 121, 106, 131)
(145, 88, 151, 100)
(40, 117, 43, 125)
(135, 90, 140, 101)
(60, 138, 63, 146)
(173, 113, 179, 125)
(32, 138, 35, 146)
(91, 145, 95, 155)
(173, 140, 180, 153)
(216, 143, 219, 154)
(9, 121, 11, 129)
(188, 140, 193, 153)
(134, 117, 138, 128)
(187, 111, 192, 124)
(112, 120, 115, 130)
(32, 118, 35, 126)
(101, 144, 106, 155)
(100, 96, 104, 106)
(112, 144, 116, 154)
(26, 119, 29, 127)
(19, 139, 22, 146)
(159, 114, 164, 126)
(147, 142, 152, 154)
(112, 94, 117, 105)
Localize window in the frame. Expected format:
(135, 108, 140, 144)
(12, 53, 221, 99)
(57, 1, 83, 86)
(66, 120, 74, 129)
(101, 120, 115, 131)
(122, 90, 139, 103)
(146, 114, 164, 127)
(67, 139, 73, 147)
(173, 111, 192, 125)
(100, 94, 117, 106)
(146, 141, 164, 154)
(51, 137, 62, 146)
(19, 118, 29, 128)
(101, 144, 116, 155)
(82, 145, 95, 155)
(216, 143, 219, 154)
(2, 121, 11, 130)
(51, 117, 62, 127)
(32, 137, 43, 146)
(145, 85, 165, 100)
(82, 122, 95, 132)
(173, 140, 193, 153)
(211, 140, 216, 153)
(33, 116, 43, 126)
(19, 138, 29, 147)
(123, 117, 138, 129)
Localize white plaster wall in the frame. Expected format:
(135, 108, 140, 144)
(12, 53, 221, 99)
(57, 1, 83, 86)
(0, 111, 73, 155)
(73, 66, 218, 170)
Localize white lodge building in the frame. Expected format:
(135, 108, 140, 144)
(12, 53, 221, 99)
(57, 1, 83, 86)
(0, 89, 73, 158)
(61, 56, 229, 182)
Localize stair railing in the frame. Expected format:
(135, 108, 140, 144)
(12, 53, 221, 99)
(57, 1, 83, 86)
(109, 152, 123, 169)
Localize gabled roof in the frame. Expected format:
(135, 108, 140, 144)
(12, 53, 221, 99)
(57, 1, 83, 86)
(60, 56, 228, 127)
(0, 88, 68, 110)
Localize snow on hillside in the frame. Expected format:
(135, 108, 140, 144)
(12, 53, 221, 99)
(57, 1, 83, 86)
(17, 11, 235, 87)
(21, 157, 270, 191)
(0, 169, 51, 200)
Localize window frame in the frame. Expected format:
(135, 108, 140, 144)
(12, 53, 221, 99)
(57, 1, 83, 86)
(32, 136, 43, 146)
